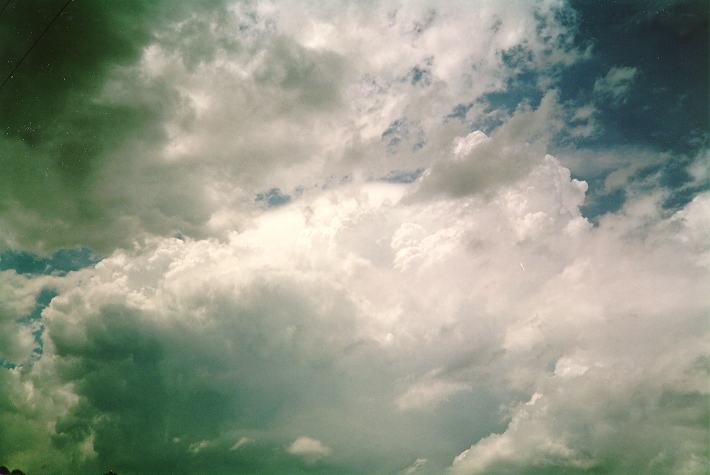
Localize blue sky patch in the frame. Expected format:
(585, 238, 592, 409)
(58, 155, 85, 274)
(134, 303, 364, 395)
(380, 168, 425, 184)
(255, 188, 291, 207)
(0, 247, 101, 275)
(4, 288, 58, 368)
(562, 0, 708, 154)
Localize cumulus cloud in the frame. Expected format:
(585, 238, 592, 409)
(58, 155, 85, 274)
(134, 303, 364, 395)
(0, 1, 707, 474)
(450, 393, 596, 475)
(411, 90, 564, 198)
(2, 151, 706, 472)
(0, 0, 582, 252)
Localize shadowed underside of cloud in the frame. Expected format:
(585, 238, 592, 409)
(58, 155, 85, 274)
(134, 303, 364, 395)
(0, 0, 707, 474)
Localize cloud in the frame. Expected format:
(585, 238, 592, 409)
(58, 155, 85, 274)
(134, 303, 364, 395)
(593, 66, 638, 105)
(287, 437, 332, 460)
(450, 393, 595, 475)
(396, 372, 471, 411)
(0, 0, 223, 253)
(0, 1, 707, 474)
(411, 90, 565, 199)
(230, 436, 253, 451)
(1, 147, 705, 473)
(449, 191, 710, 474)
(0, 0, 583, 252)
(403, 457, 428, 474)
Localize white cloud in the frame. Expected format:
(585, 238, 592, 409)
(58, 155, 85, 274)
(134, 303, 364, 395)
(188, 440, 211, 455)
(403, 457, 428, 474)
(11, 149, 702, 473)
(230, 436, 253, 451)
(1, 2, 707, 474)
(287, 436, 332, 460)
(23, 0, 582, 252)
(396, 375, 471, 411)
(451, 394, 596, 474)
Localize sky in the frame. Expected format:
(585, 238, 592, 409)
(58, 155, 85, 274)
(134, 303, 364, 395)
(0, 1, 708, 474)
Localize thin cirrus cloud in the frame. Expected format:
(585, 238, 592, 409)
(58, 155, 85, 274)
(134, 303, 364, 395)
(0, 1, 707, 474)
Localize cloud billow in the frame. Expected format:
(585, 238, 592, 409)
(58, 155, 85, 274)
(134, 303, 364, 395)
(0, 1, 707, 474)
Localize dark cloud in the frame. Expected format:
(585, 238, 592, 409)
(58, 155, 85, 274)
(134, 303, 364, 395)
(44, 280, 384, 473)
(0, 1, 157, 180)
(0, 0, 226, 252)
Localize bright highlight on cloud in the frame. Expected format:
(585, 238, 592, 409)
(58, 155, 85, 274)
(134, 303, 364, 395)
(287, 437, 332, 461)
(0, 0, 707, 474)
